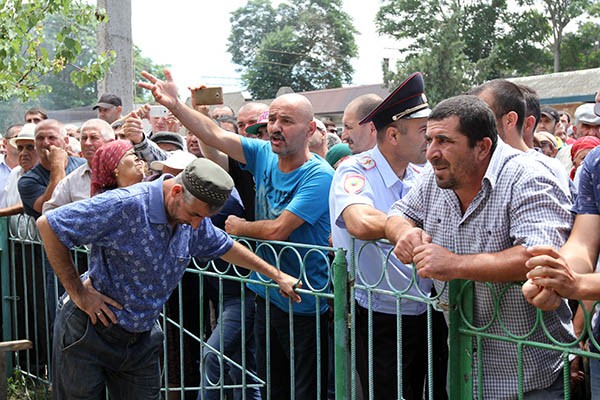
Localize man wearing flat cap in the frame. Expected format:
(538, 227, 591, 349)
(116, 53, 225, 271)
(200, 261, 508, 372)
(94, 93, 123, 125)
(330, 72, 445, 400)
(36, 158, 301, 399)
(573, 102, 600, 139)
(139, 69, 333, 400)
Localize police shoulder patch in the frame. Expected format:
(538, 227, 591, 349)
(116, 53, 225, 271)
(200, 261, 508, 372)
(343, 173, 366, 194)
(358, 156, 376, 170)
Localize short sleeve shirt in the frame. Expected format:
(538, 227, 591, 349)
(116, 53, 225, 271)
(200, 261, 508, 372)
(18, 156, 86, 219)
(241, 138, 333, 315)
(45, 176, 233, 332)
(329, 145, 432, 314)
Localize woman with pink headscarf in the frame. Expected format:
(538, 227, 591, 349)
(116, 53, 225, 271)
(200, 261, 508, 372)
(91, 140, 145, 196)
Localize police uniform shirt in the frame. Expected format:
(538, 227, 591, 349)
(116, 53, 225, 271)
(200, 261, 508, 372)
(329, 145, 432, 315)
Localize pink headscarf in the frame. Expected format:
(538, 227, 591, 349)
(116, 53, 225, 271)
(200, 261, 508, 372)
(570, 136, 600, 179)
(91, 140, 133, 196)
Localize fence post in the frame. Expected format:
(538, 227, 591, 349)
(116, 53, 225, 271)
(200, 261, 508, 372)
(333, 248, 349, 400)
(447, 279, 473, 399)
(0, 217, 14, 378)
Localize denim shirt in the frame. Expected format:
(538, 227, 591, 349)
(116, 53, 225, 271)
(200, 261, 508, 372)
(45, 176, 233, 332)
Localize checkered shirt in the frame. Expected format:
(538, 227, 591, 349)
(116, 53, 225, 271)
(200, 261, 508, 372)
(389, 141, 575, 398)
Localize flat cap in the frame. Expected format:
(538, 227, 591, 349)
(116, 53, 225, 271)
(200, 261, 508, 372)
(575, 103, 600, 125)
(359, 72, 431, 130)
(182, 158, 234, 207)
(150, 131, 185, 151)
(93, 93, 122, 110)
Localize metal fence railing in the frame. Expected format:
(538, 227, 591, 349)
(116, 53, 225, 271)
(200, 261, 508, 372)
(2, 215, 600, 399)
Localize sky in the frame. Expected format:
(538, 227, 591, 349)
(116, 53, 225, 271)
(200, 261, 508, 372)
(130, 0, 400, 97)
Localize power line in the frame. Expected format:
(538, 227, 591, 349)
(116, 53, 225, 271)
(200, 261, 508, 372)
(253, 59, 335, 73)
(261, 47, 350, 62)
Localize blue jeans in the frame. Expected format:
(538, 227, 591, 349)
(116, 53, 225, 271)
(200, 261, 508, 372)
(52, 297, 163, 400)
(254, 296, 328, 400)
(591, 357, 600, 400)
(199, 293, 261, 400)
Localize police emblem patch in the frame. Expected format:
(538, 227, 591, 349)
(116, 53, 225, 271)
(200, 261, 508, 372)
(358, 156, 376, 170)
(343, 173, 366, 194)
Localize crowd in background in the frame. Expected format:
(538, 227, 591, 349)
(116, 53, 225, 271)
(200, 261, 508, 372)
(1, 72, 600, 399)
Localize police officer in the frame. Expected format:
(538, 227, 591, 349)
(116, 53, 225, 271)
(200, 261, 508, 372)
(329, 72, 446, 400)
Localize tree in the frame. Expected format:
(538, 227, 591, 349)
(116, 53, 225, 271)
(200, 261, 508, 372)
(560, 2, 600, 71)
(376, 0, 556, 104)
(0, 0, 115, 102)
(228, 0, 358, 99)
(529, 0, 592, 72)
(134, 45, 169, 104)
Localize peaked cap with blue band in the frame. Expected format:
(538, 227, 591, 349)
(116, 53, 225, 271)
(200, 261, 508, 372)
(359, 72, 431, 130)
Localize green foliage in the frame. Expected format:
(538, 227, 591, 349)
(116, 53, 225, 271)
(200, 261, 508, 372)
(561, 21, 600, 71)
(228, 0, 358, 99)
(134, 45, 169, 104)
(376, 0, 592, 104)
(0, 0, 115, 103)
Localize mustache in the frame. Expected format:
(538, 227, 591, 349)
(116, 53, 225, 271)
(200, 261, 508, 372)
(270, 132, 285, 141)
(430, 159, 449, 168)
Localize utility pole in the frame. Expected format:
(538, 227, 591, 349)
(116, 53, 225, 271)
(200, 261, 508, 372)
(96, 0, 134, 113)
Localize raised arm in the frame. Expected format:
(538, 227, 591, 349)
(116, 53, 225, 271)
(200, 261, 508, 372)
(33, 146, 68, 214)
(138, 70, 246, 164)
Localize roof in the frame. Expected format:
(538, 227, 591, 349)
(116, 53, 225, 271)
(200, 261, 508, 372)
(297, 83, 391, 114)
(508, 67, 600, 105)
(217, 83, 391, 116)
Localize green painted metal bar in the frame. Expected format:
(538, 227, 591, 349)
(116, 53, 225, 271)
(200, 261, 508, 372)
(0, 217, 13, 378)
(333, 248, 349, 400)
(448, 279, 473, 400)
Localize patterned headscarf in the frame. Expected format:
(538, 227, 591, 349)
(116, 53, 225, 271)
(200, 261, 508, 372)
(91, 140, 133, 196)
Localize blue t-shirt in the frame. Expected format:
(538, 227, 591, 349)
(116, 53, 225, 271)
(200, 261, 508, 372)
(18, 156, 86, 219)
(241, 138, 334, 315)
(45, 176, 233, 332)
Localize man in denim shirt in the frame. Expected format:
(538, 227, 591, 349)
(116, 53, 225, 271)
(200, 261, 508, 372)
(36, 158, 300, 400)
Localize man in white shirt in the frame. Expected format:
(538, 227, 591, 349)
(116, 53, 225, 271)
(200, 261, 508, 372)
(43, 119, 114, 213)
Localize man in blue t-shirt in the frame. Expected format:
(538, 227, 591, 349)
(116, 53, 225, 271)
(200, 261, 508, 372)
(37, 158, 299, 399)
(140, 70, 333, 400)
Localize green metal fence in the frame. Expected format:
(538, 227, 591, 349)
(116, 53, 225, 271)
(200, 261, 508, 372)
(2, 214, 600, 399)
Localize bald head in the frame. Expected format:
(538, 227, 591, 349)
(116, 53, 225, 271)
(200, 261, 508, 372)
(346, 94, 382, 121)
(342, 94, 382, 153)
(270, 93, 314, 123)
(81, 118, 115, 141)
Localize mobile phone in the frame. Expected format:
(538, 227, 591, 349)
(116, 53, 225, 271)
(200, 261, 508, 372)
(192, 87, 224, 106)
(149, 105, 169, 118)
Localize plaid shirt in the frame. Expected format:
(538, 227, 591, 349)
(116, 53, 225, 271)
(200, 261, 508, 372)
(389, 141, 575, 398)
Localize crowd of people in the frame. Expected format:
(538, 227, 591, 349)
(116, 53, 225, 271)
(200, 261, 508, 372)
(1, 69, 600, 400)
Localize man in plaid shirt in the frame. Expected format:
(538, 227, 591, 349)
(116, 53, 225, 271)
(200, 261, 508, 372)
(386, 95, 575, 399)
